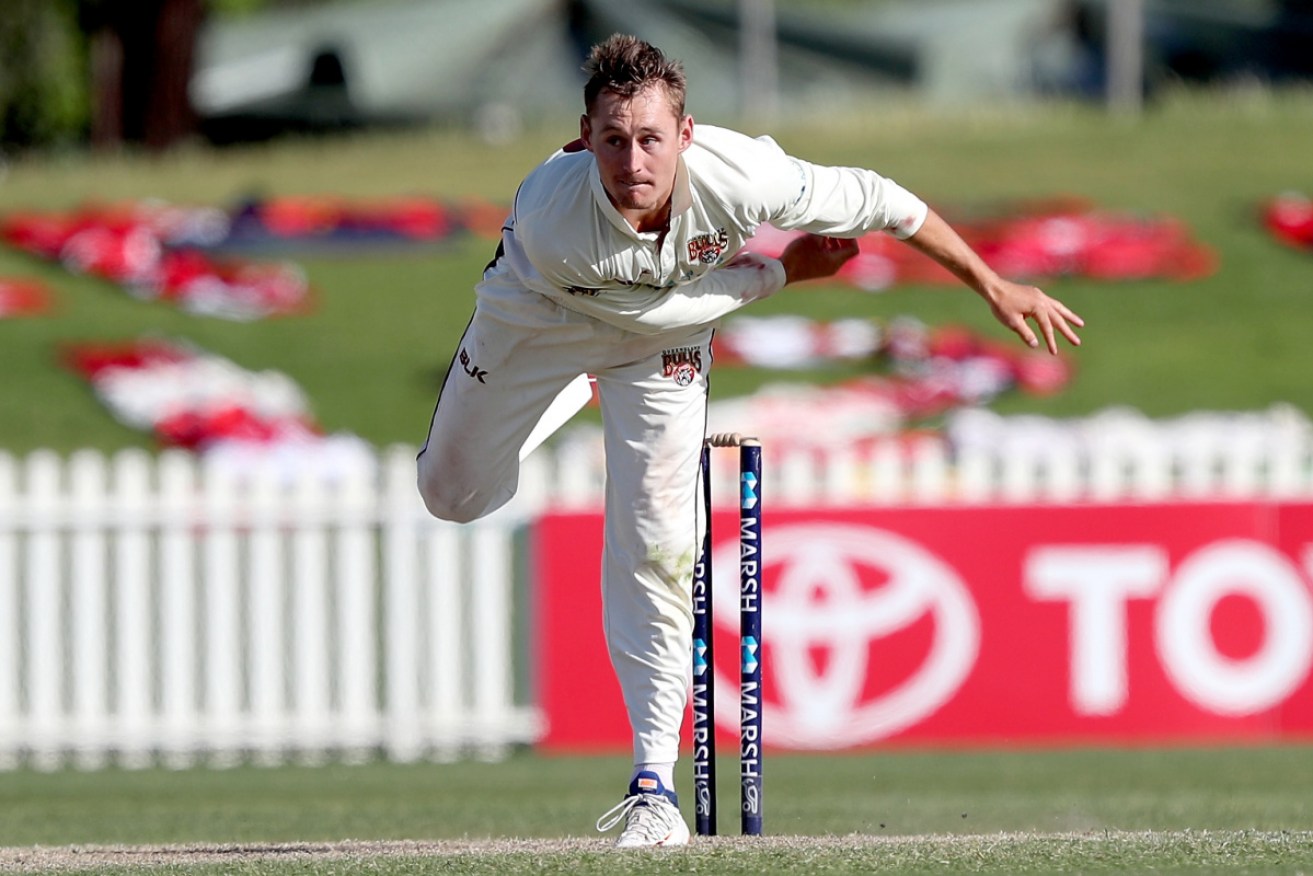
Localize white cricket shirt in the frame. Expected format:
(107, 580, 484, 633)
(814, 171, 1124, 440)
(489, 124, 928, 335)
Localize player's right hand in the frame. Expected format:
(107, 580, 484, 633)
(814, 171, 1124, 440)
(778, 234, 859, 285)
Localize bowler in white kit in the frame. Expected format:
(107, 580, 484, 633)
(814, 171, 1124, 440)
(417, 34, 1083, 847)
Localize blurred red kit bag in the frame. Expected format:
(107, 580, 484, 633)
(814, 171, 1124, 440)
(1263, 192, 1313, 249)
(0, 277, 53, 317)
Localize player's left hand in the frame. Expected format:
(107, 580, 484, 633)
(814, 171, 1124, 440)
(985, 278, 1084, 355)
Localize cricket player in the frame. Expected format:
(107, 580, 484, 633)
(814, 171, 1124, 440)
(417, 34, 1082, 847)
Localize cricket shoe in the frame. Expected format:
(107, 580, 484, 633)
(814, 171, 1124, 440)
(595, 771, 690, 848)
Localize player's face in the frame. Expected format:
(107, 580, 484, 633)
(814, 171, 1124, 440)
(581, 85, 693, 232)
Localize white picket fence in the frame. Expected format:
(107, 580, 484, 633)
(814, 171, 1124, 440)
(0, 446, 545, 771)
(1, 426, 1312, 771)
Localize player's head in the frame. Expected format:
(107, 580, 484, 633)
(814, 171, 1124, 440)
(582, 34, 687, 120)
(580, 35, 693, 230)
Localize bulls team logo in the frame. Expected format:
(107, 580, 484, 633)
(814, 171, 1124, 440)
(687, 229, 730, 265)
(662, 346, 703, 386)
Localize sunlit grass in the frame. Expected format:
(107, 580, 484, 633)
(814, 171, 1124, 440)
(2, 88, 1312, 453)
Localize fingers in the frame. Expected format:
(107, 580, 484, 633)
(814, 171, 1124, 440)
(1038, 315, 1059, 356)
(1002, 290, 1083, 355)
(1054, 314, 1083, 348)
(1056, 301, 1085, 328)
(1031, 305, 1083, 355)
(831, 236, 859, 266)
(1012, 315, 1041, 351)
(828, 236, 858, 256)
(779, 234, 859, 283)
(1047, 299, 1084, 350)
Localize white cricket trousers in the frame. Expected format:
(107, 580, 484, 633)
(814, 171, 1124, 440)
(417, 278, 712, 764)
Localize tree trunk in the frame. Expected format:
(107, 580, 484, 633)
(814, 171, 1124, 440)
(88, 0, 206, 151)
(89, 26, 124, 147)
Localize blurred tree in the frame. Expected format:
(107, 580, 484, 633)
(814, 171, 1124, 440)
(0, 0, 343, 153)
(210, 0, 271, 13)
(0, 0, 87, 149)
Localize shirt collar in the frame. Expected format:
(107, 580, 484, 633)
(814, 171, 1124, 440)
(671, 154, 692, 216)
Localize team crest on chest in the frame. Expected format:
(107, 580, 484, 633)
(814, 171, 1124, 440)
(662, 346, 703, 386)
(686, 228, 730, 265)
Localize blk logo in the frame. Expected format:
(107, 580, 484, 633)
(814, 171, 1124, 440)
(458, 348, 488, 383)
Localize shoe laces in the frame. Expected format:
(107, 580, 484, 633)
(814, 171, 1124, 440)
(595, 793, 677, 839)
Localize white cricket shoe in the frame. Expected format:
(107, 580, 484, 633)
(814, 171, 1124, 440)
(595, 771, 691, 848)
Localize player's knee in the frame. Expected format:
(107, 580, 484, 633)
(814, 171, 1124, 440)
(417, 456, 474, 523)
(418, 481, 484, 524)
(421, 491, 483, 524)
(415, 452, 501, 523)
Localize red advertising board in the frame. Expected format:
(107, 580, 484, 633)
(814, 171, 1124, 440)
(533, 503, 1313, 751)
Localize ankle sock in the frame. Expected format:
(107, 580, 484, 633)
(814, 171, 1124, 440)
(631, 762, 675, 791)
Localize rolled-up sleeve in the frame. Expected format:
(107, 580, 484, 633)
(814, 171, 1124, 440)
(770, 158, 928, 240)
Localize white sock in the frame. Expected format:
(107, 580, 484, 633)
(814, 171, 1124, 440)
(632, 762, 676, 791)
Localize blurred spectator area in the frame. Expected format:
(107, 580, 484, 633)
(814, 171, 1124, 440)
(5, 1, 1311, 151)
(1071, 0, 1313, 94)
(181, 0, 1087, 143)
(189, 0, 1313, 144)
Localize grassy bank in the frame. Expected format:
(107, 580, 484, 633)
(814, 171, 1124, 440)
(2, 89, 1311, 453)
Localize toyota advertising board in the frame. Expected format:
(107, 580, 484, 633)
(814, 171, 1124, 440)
(533, 503, 1313, 751)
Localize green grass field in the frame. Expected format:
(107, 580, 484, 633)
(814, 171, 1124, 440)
(0, 748, 1310, 873)
(2, 88, 1313, 454)
(3, 91, 1313, 873)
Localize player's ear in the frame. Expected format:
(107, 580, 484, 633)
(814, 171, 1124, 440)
(678, 115, 694, 152)
(580, 114, 594, 151)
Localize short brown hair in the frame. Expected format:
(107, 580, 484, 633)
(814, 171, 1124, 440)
(582, 34, 687, 118)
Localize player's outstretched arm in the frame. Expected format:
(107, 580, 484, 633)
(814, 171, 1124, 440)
(904, 209, 1084, 355)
